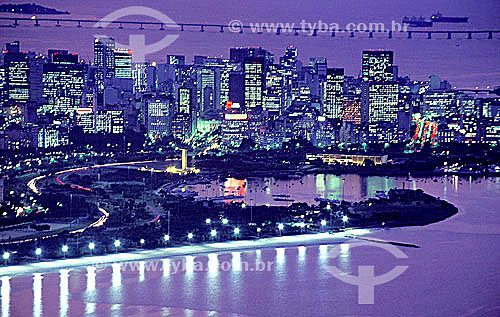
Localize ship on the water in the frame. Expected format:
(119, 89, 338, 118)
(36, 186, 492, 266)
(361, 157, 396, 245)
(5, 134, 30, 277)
(430, 12, 468, 23)
(402, 16, 433, 28)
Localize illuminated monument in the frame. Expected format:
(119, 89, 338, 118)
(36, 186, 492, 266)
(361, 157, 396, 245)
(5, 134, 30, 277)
(181, 148, 188, 170)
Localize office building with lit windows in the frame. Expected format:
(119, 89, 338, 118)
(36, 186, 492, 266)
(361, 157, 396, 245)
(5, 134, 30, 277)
(41, 52, 87, 116)
(244, 60, 264, 111)
(114, 49, 132, 79)
(323, 68, 344, 119)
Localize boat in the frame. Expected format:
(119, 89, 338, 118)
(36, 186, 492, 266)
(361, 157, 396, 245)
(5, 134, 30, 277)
(430, 12, 468, 23)
(402, 16, 433, 27)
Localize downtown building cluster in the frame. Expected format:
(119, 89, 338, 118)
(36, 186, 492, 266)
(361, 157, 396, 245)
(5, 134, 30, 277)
(0, 40, 499, 152)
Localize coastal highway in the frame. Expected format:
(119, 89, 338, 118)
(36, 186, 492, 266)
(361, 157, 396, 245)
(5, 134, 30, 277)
(7, 160, 163, 245)
(26, 159, 177, 230)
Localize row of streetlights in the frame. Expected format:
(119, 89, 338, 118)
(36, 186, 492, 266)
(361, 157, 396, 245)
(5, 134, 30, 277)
(2, 217, 349, 265)
(205, 217, 229, 225)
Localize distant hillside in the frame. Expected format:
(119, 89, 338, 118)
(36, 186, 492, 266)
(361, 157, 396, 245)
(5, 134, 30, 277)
(0, 3, 70, 15)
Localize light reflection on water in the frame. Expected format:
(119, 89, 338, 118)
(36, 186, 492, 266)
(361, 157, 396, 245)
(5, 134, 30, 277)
(59, 269, 69, 317)
(111, 263, 121, 287)
(1, 276, 10, 317)
(33, 273, 42, 317)
(190, 174, 410, 206)
(2, 176, 499, 316)
(86, 266, 96, 291)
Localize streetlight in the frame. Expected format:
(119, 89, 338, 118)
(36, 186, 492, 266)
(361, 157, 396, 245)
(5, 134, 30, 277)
(210, 229, 217, 240)
(241, 203, 246, 209)
(61, 245, 68, 258)
(140, 239, 145, 245)
(205, 218, 211, 224)
(187, 232, 193, 240)
(234, 227, 240, 239)
(321, 219, 327, 230)
(222, 218, 229, 225)
(35, 248, 42, 260)
(114, 239, 120, 251)
(278, 223, 284, 236)
(3, 252, 9, 265)
(342, 215, 348, 226)
(89, 242, 95, 255)
(163, 234, 170, 244)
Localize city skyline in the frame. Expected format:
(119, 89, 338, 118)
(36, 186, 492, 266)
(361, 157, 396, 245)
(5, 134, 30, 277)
(1, 0, 499, 88)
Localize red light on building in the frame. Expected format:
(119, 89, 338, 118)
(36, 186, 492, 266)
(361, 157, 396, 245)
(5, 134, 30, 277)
(77, 108, 93, 114)
(226, 101, 233, 110)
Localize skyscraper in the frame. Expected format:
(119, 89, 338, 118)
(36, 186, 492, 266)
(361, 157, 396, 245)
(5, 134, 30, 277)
(368, 82, 399, 122)
(264, 70, 284, 116)
(362, 50, 394, 82)
(114, 49, 132, 79)
(41, 51, 87, 116)
(94, 37, 115, 105)
(343, 98, 362, 124)
(146, 96, 172, 139)
(197, 67, 220, 113)
(244, 59, 264, 111)
(166, 55, 185, 66)
(1, 42, 43, 123)
(361, 50, 395, 123)
(178, 87, 192, 114)
(323, 68, 344, 119)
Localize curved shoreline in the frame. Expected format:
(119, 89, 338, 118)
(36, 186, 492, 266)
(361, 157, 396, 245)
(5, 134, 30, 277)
(4, 160, 458, 272)
(0, 229, 373, 277)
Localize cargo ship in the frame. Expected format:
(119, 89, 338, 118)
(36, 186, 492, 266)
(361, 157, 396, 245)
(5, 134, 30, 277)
(402, 16, 433, 28)
(430, 12, 468, 23)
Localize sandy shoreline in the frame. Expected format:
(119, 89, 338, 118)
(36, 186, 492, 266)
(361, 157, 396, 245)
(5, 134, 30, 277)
(0, 229, 372, 276)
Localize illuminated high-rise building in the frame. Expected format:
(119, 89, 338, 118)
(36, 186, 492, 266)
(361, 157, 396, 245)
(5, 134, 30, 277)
(279, 45, 298, 71)
(132, 62, 156, 94)
(343, 98, 362, 124)
(1, 41, 43, 123)
(197, 67, 220, 113)
(323, 68, 344, 119)
(221, 102, 249, 147)
(362, 50, 393, 82)
(230, 47, 274, 66)
(114, 49, 132, 79)
(368, 82, 399, 123)
(37, 124, 69, 148)
(94, 38, 115, 77)
(171, 112, 191, 142)
(41, 51, 87, 116)
(166, 55, 185, 65)
(361, 50, 395, 123)
(219, 59, 240, 110)
(264, 71, 284, 116)
(75, 107, 95, 133)
(93, 37, 115, 104)
(244, 59, 264, 110)
(146, 96, 172, 139)
(279, 45, 299, 109)
(178, 87, 192, 114)
(95, 110, 124, 134)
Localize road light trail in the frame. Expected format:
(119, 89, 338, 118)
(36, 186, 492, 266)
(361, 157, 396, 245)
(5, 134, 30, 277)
(16, 159, 179, 245)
